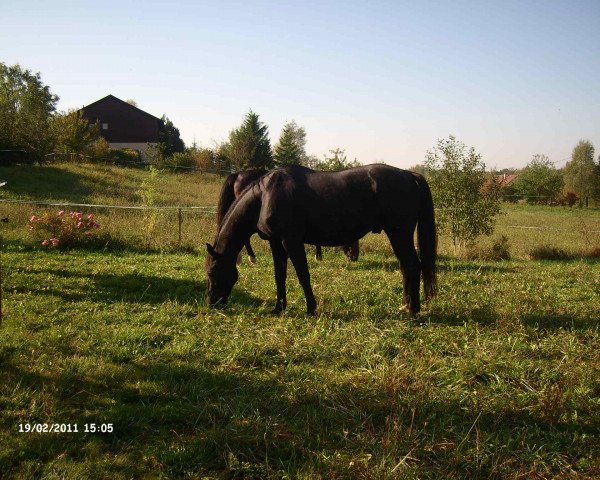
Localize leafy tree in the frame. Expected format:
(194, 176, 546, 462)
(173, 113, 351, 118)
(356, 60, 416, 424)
(424, 135, 502, 252)
(274, 121, 302, 166)
(157, 115, 185, 158)
(315, 148, 361, 171)
(563, 140, 599, 200)
(0, 62, 58, 161)
(226, 110, 273, 170)
(50, 109, 100, 154)
(514, 154, 564, 204)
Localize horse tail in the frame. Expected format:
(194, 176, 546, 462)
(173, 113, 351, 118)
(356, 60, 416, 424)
(415, 174, 437, 300)
(216, 173, 238, 230)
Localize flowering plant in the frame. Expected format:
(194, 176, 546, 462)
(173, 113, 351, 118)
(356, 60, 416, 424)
(29, 210, 101, 248)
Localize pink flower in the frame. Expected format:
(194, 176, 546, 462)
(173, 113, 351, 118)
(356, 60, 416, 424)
(58, 210, 65, 217)
(30, 215, 39, 223)
(87, 213, 94, 220)
(77, 221, 85, 229)
(41, 239, 49, 246)
(93, 221, 101, 229)
(51, 238, 59, 247)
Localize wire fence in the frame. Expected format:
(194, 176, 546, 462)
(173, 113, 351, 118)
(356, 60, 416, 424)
(0, 198, 219, 249)
(2, 197, 598, 242)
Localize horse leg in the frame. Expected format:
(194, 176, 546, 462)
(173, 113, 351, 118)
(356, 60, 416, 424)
(385, 225, 421, 314)
(343, 241, 359, 261)
(270, 240, 288, 313)
(245, 239, 257, 264)
(315, 245, 323, 261)
(283, 239, 317, 315)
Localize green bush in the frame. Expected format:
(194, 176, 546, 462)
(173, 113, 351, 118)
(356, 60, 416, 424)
(111, 148, 142, 164)
(150, 150, 195, 171)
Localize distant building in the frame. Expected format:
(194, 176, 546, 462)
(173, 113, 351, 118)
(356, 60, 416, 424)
(497, 173, 519, 188)
(80, 95, 162, 160)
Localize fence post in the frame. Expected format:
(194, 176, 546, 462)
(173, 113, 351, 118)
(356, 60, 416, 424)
(178, 208, 182, 245)
(585, 196, 589, 208)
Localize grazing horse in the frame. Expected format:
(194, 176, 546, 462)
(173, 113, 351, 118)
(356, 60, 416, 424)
(216, 169, 267, 263)
(216, 169, 359, 263)
(206, 164, 437, 315)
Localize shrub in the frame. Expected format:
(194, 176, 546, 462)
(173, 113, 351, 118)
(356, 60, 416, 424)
(465, 235, 511, 261)
(562, 192, 579, 207)
(529, 246, 573, 261)
(29, 210, 103, 248)
(588, 246, 600, 258)
(88, 137, 111, 162)
(150, 150, 196, 171)
(111, 148, 142, 165)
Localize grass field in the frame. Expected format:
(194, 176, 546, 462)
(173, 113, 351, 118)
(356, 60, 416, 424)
(0, 163, 599, 479)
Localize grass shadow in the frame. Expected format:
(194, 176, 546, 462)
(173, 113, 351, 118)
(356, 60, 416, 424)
(521, 313, 600, 331)
(22, 267, 263, 308)
(2, 352, 596, 478)
(0, 165, 94, 202)
(21, 268, 205, 305)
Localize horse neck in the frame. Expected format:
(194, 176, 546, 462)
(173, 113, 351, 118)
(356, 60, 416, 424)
(214, 188, 261, 256)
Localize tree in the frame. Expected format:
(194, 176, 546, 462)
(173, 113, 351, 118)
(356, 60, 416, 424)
(0, 62, 58, 161)
(157, 115, 185, 158)
(50, 109, 100, 155)
(226, 110, 273, 170)
(424, 135, 502, 251)
(563, 140, 599, 200)
(514, 154, 564, 204)
(276, 120, 309, 165)
(273, 121, 302, 166)
(315, 148, 361, 171)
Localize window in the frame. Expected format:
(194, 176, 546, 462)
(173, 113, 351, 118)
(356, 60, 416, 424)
(102, 123, 109, 130)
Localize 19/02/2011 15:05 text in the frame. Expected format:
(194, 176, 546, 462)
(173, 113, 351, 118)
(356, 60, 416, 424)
(18, 423, 114, 433)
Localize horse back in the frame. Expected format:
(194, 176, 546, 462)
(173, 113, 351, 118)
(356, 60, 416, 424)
(256, 165, 423, 243)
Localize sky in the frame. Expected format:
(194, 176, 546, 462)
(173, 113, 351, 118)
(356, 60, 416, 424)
(2, 0, 599, 169)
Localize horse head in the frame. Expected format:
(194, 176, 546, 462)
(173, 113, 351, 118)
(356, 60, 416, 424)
(205, 243, 239, 307)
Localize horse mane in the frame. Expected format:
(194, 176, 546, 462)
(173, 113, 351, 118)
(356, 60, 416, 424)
(216, 173, 238, 229)
(217, 176, 264, 241)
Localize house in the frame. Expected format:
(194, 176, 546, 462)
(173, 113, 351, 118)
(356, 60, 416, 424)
(497, 173, 519, 188)
(80, 95, 163, 160)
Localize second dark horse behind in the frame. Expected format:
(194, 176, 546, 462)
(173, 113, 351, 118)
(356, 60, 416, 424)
(217, 168, 359, 263)
(206, 164, 437, 315)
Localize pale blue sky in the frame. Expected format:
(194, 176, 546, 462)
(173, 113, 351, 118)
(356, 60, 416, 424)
(2, 0, 599, 168)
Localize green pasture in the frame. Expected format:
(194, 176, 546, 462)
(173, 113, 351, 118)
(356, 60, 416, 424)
(0, 163, 598, 479)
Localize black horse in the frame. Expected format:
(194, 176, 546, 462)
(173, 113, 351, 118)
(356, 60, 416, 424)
(217, 168, 359, 263)
(206, 164, 437, 315)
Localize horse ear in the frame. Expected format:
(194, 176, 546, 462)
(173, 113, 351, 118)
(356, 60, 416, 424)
(206, 243, 221, 258)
